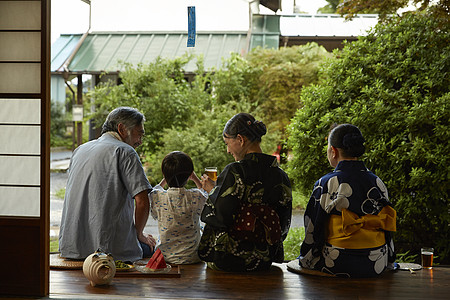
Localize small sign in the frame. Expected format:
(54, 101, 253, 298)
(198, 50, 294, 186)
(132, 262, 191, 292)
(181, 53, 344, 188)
(187, 6, 196, 47)
(72, 104, 84, 122)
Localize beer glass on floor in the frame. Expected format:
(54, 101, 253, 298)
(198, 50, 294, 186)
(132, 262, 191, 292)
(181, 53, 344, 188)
(421, 247, 434, 269)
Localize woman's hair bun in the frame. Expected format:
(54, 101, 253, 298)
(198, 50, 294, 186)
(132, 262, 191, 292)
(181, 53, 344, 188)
(329, 124, 366, 157)
(253, 120, 267, 138)
(223, 113, 267, 142)
(342, 133, 365, 149)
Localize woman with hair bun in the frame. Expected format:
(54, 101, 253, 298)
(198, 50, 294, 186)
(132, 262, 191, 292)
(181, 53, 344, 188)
(292, 124, 396, 277)
(198, 113, 292, 271)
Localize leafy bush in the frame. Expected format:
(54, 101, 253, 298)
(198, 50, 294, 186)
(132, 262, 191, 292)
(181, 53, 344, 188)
(292, 189, 309, 210)
(283, 227, 305, 261)
(287, 11, 449, 262)
(148, 99, 281, 185)
(50, 100, 72, 148)
(87, 44, 330, 185)
(88, 54, 201, 155)
(213, 44, 332, 137)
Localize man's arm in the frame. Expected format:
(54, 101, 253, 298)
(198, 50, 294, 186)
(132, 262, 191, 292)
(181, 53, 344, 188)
(134, 190, 156, 249)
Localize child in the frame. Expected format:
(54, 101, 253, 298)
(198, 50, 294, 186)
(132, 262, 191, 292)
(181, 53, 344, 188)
(149, 151, 207, 264)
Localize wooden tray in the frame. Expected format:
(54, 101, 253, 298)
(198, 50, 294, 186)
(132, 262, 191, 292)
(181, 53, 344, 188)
(114, 265, 181, 278)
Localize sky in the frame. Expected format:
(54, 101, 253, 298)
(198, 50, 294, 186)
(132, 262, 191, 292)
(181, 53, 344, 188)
(51, 0, 328, 44)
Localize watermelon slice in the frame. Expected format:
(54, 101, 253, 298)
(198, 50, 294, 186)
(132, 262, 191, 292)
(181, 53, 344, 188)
(145, 248, 167, 271)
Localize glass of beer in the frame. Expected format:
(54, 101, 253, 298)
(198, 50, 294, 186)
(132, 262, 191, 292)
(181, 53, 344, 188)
(421, 247, 434, 269)
(205, 167, 218, 181)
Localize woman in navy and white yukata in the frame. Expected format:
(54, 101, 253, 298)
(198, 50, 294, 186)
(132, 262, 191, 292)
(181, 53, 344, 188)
(298, 124, 396, 278)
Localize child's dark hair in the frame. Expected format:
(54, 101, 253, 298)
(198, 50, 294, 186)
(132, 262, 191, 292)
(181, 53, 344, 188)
(223, 113, 267, 142)
(161, 151, 194, 188)
(329, 124, 366, 158)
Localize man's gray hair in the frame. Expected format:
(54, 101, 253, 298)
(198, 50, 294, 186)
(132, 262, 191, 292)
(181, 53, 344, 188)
(101, 107, 145, 134)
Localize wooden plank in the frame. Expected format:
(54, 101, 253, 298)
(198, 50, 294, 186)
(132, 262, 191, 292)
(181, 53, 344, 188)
(114, 265, 181, 278)
(49, 263, 450, 299)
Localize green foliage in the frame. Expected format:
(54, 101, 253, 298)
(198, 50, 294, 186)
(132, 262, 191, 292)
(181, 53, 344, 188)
(395, 251, 419, 264)
(214, 44, 331, 137)
(50, 100, 72, 148)
(292, 189, 309, 210)
(87, 44, 329, 185)
(145, 102, 237, 184)
(287, 11, 450, 262)
(317, 0, 340, 14)
(55, 187, 66, 200)
(149, 99, 281, 185)
(88, 54, 200, 155)
(50, 237, 59, 253)
(337, 0, 449, 21)
(283, 227, 305, 261)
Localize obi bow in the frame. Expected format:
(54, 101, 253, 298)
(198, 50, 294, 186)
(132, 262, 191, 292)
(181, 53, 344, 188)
(342, 206, 396, 236)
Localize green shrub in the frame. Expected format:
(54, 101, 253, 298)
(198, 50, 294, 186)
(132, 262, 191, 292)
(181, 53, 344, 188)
(395, 251, 419, 264)
(292, 189, 309, 210)
(50, 100, 72, 148)
(146, 100, 281, 185)
(87, 44, 329, 186)
(283, 227, 305, 261)
(287, 11, 449, 263)
(213, 44, 332, 138)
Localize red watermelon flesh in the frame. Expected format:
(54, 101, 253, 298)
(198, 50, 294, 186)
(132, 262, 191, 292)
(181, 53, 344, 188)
(145, 248, 167, 270)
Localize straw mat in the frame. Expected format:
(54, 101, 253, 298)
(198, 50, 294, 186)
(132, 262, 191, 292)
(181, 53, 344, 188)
(50, 253, 84, 270)
(286, 259, 335, 277)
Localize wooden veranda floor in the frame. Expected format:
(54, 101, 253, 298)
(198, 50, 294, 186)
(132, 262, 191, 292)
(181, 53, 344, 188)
(21, 263, 450, 299)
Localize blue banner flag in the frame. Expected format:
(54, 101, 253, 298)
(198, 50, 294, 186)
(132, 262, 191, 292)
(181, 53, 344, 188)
(187, 6, 196, 47)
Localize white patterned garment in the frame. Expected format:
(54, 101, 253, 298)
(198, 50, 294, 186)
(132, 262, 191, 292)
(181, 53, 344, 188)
(299, 160, 396, 278)
(150, 185, 207, 264)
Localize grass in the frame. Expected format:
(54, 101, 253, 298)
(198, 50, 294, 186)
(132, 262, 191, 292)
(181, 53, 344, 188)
(50, 237, 59, 253)
(283, 227, 305, 261)
(284, 189, 307, 261)
(55, 187, 66, 199)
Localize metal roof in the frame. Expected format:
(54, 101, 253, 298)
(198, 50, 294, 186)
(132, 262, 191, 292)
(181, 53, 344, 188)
(51, 34, 81, 72)
(52, 31, 249, 73)
(50, 14, 379, 74)
(280, 14, 379, 37)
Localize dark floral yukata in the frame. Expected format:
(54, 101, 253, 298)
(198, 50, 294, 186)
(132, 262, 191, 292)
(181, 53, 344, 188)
(299, 160, 396, 278)
(198, 153, 292, 271)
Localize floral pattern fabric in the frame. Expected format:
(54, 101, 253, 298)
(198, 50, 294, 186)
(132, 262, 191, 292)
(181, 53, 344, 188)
(150, 185, 207, 264)
(198, 153, 292, 271)
(299, 160, 396, 278)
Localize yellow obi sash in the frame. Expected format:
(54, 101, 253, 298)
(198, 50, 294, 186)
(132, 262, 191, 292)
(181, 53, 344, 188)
(327, 206, 396, 249)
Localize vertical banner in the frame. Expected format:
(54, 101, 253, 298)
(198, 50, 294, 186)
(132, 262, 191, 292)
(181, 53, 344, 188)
(187, 6, 196, 47)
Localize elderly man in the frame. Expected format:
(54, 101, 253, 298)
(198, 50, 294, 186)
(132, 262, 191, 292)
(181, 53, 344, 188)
(59, 107, 155, 262)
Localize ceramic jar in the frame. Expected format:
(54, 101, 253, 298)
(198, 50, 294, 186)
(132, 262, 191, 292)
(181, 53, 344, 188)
(82, 249, 116, 287)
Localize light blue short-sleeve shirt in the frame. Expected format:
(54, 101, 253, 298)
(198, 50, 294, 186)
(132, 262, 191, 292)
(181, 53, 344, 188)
(59, 133, 152, 261)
